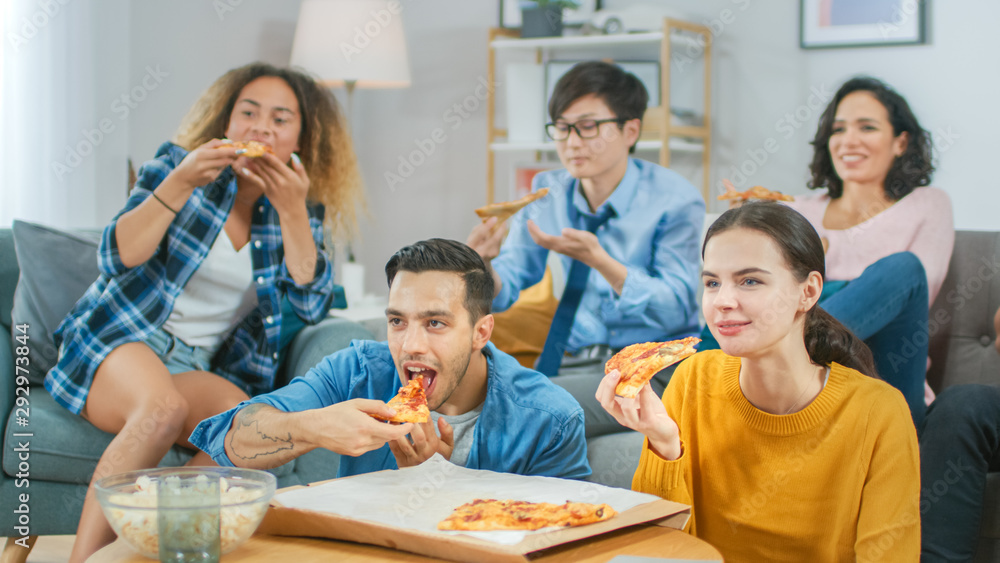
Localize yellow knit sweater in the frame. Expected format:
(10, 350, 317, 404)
(632, 350, 920, 562)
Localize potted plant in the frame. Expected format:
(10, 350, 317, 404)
(520, 0, 581, 38)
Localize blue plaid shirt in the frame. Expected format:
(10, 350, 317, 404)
(46, 142, 336, 415)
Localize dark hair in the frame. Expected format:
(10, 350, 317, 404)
(702, 202, 878, 377)
(808, 76, 934, 200)
(385, 239, 494, 322)
(548, 61, 648, 154)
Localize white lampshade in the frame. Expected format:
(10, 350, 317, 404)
(290, 0, 411, 89)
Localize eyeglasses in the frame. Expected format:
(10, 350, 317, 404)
(545, 118, 626, 141)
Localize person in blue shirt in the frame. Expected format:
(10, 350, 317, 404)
(191, 239, 590, 480)
(467, 61, 705, 438)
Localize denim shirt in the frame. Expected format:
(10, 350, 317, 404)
(190, 341, 591, 480)
(491, 158, 705, 351)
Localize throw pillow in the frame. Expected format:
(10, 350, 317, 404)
(11, 220, 101, 385)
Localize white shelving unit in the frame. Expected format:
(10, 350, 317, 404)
(486, 19, 712, 203)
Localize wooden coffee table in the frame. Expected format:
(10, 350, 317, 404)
(88, 523, 722, 562)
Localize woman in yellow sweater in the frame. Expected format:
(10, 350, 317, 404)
(597, 202, 919, 561)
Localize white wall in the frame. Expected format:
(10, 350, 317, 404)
(802, 0, 1000, 231)
(12, 0, 995, 292)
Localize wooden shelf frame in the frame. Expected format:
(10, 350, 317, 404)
(486, 19, 712, 204)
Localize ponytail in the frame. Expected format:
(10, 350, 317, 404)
(804, 306, 879, 378)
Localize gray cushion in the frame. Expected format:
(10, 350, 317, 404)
(0, 229, 17, 331)
(928, 231, 1000, 391)
(2, 389, 296, 484)
(10, 221, 101, 384)
(584, 431, 645, 490)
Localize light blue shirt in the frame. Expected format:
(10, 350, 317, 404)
(491, 158, 705, 351)
(190, 341, 591, 480)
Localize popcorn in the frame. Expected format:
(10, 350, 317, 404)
(101, 475, 269, 558)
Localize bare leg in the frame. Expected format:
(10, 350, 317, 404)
(172, 370, 250, 467)
(67, 348, 250, 562)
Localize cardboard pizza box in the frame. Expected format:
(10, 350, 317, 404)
(257, 457, 691, 563)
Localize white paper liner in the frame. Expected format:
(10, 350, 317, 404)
(274, 454, 660, 545)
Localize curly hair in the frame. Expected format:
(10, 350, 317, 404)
(808, 76, 934, 201)
(174, 62, 364, 239)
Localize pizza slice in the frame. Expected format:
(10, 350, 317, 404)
(607, 337, 701, 398)
(717, 185, 794, 202)
(370, 376, 430, 423)
(474, 188, 550, 226)
(220, 140, 275, 158)
(436, 498, 616, 531)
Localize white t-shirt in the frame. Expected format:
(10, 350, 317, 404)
(163, 232, 258, 351)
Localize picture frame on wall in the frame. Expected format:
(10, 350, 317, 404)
(545, 61, 660, 107)
(800, 0, 926, 49)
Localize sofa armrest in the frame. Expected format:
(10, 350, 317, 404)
(278, 317, 374, 388)
(0, 324, 13, 428)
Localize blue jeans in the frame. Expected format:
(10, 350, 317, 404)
(919, 384, 1000, 561)
(143, 327, 215, 375)
(700, 252, 928, 426)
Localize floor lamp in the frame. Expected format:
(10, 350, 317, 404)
(290, 0, 411, 306)
(290, 0, 412, 130)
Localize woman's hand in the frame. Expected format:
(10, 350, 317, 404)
(596, 370, 683, 460)
(171, 139, 238, 190)
(238, 152, 310, 218)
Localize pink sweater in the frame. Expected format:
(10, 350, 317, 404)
(785, 187, 954, 305)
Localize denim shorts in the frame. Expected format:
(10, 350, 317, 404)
(143, 327, 215, 375)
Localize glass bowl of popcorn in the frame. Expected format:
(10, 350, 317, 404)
(94, 467, 276, 559)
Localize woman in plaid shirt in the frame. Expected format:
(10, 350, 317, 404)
(53, 62, 364, 562)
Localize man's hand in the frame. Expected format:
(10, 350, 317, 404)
(526, 219, 605, 267)
(302, 399, 415, 457)
(595, 370, 682, 460)
(388, 418, 455, 468)
(467, 217, 508, 262)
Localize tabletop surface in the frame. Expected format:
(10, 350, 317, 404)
(88, 523, 723, 562)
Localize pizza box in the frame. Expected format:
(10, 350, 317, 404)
(257, 455, 691, 563)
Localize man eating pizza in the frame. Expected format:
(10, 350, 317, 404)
(466, 61, 705, 438)
(190, 239, 590, 479)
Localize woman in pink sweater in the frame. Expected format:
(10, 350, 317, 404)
(709, 77, 953, 426)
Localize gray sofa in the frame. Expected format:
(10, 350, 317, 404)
(926, 231, 1000, 562)
(0, 224, 372, 555)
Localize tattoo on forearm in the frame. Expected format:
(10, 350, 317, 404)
(228, 404, 294, 462)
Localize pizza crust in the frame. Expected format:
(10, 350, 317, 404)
(608, 337, 701, 398)
(474, 188, 550, 225)
(717, 185, 794, 202)
(220, 140, 275, 158)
